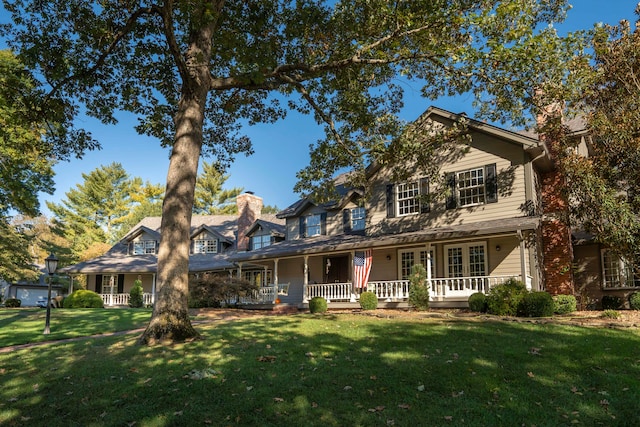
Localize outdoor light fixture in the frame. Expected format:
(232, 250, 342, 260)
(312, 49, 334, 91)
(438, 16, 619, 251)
(43, 253, 59, 335)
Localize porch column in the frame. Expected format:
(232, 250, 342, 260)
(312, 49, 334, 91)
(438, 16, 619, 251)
(274, 259, 279, 285)
(151, 274, 156, 304)
(237, 262, 243, 280)
(518, 230, 529, 290)
(350, 250, 357, 302)
(303, 256, 309, 303)
(68, 275, 74, 296)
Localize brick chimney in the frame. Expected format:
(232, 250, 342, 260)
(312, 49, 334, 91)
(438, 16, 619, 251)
(236, 192, 263, 252)
(537, 101, 575, 295)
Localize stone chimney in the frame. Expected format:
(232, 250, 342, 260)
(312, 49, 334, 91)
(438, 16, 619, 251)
(536, 99, 575, 296)
(236, 192, 263, 252)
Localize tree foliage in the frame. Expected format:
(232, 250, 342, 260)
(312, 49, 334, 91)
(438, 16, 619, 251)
(1, 0, 586, 343)
(560, 6, 640, 259)
(194, 160, 243, 214)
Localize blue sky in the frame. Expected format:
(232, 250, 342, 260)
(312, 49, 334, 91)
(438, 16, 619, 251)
(1, 1, 638, 217)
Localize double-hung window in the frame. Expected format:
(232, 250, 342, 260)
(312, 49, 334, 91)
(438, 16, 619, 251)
(397, 182, 420, 216)
(350, 207, 366, 231)
(133, 240, 156, 255)
(601, 250, 639, 288)
(300, 213, 326, 238)
(446, 164, 497, 209)
(194, 239, 217, 254)
(386, 178, 430, 218)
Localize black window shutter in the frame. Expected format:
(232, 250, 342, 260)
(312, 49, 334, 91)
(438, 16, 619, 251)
(343, 209, 352, 234)
(386, 184, 396, 218)
(320, 212, 327, 235)
(485, 163, 498, 203)
(95, 274, 103, 293)
(117, 274, 124, 293)
(128, 242, 133, 255)
(445, 172, 457, 209)
(299, 217, 306, 238)
(420, 177, 430, 213)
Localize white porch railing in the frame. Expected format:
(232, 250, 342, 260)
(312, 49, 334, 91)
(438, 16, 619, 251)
(306, 282, 355, 302)
(238, 285, 278, 304)
(100, 293, 154, 307)
(306, 275, 532, 303)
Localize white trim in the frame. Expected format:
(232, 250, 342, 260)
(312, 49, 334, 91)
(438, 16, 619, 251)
(444, 242, 488, 278)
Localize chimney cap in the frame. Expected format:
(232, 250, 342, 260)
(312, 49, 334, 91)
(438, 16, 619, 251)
(245, 191, 254, 195)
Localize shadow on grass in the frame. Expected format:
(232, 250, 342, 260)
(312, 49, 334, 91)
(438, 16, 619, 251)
(1, 313, 638, 426)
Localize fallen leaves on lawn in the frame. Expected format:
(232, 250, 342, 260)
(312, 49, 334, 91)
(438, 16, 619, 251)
(257, 355, 277, 363)
(398, 403, 411, 409)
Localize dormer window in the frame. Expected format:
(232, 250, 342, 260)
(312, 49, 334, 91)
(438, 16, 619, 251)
(299, 213, 327, 238)
(194, 238, 218, 254)
(133, 240, 157, 255)
(251, 235, 272, 250)
(350, 207, 365, 231)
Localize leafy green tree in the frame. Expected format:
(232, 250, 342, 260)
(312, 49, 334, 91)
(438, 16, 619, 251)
(558, 7, 640, 261)
(2, 1, 587, 344)
(194, 161, 243, 214)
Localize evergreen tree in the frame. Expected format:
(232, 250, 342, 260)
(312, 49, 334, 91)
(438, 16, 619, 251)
(193, 161, 243, 215)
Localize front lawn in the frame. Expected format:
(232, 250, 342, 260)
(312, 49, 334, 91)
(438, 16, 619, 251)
(0, 308, 152, 347)
(0, 311, 638, 426)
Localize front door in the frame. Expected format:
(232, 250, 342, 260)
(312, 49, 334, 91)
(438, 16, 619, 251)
(325, 255, 349, 283)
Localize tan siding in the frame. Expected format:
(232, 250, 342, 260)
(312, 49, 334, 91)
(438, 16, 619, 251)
(488, 237, 523, 278)
(367, 130, 530, 235)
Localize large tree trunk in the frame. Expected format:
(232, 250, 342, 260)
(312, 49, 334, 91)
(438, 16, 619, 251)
(138, 89, 205, 344)
(139, 19, 215, 344)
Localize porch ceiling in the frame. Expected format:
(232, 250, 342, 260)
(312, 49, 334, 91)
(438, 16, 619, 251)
(231, 216, 540, 262)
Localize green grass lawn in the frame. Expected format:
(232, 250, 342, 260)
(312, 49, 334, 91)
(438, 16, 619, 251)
(0, 308, 153, 347)
(1, 310, 639, 426)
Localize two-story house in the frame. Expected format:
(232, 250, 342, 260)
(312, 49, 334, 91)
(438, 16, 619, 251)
(63, 106, 639, 309)
(232, 106, 546, 307)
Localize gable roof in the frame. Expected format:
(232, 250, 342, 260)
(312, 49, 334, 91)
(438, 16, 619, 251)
(245, 219, 286, 238)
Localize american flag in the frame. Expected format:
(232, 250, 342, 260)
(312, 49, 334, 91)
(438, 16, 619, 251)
(353, 249, 372, 289)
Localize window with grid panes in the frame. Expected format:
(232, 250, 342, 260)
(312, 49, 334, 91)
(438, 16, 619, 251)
(194, 239, 217, 254)
(397, 181, 420, 216)
(601, 250, 639, 288)
(457, 167, 485, 206)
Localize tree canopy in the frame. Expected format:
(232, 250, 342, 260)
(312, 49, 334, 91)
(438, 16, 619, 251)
(194, 160, 243, 214)
(1, 0, 587, 343)
(560, 5, 640, 260)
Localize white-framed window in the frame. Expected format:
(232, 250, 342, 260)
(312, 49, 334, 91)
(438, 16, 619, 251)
(350, 207, 366, 231)
(398, 248, 435, 280)
(244, 270, 273, 287)
(397, 181, 420, 216)
(446, 164, 497, 209)
(194, 239, 218, 254)
(305, 214, 322, 237)
(251, 234, 271, 250)
(444, 243, 487, 278)
(457, 167, 486, 206)
(601, 250, 639, 289)
(133, 240, 157, 255)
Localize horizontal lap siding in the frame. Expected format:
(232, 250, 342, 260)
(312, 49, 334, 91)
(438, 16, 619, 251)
(368, 135, 530, 233)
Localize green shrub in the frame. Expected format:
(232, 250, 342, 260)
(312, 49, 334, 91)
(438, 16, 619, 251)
(601, 295, 622, 310)
(486, 278, 528, 316)
(408, 264, 430, 311)
(553, 294, 577, 314)
(601, 309, 620, 319)
(63, 290, 104, 308)
(309, 296, 327, 314)
(129, 280, 144, 308)
(468, 292, 487, 313)
(188, 273, 257, 308)
(629, 292, 640, 310)
(359, 291, 378, 310)
(518, 291, 554, 317)
(4, 298, 21, 308)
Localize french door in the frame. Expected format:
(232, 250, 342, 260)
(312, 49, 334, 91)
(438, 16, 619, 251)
(444, 243, 487, 278)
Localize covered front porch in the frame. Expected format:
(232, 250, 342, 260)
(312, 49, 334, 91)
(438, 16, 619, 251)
(240, 274, 532, 308)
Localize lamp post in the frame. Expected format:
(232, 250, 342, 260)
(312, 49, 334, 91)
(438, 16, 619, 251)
(43, 253, 59, 335)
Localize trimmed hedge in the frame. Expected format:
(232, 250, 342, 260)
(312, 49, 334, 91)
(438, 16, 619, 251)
(486, 278, 528, 316)
(309, 296, 327, 314)
(518, 291, 554, 317)
(129, 280, 144, 308)
(468, 292, 487, 313)
(408, 264, 429, 311)
(601, 295, 622, 310)
(63, 290, 104, 308)
(4, 298, 21, 308)
(359, 291, 378, 310)
(629, 292, 640, 310)
(553, 294, 577, 314)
